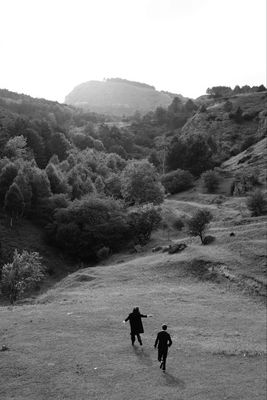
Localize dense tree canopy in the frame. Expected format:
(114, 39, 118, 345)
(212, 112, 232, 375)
(121, 160, 165, 205)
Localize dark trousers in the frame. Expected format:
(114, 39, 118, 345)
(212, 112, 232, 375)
(131, 332, 142, 345)
(158, 347, 168, 370)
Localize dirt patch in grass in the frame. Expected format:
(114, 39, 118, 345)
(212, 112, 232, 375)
(213, 350, 266, 358)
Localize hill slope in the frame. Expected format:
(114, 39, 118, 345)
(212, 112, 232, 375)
(65, 78, 185, 116)
(220, 137, 267, 183)
(180, 91, 267, 161)
(0, 190, 266, 400)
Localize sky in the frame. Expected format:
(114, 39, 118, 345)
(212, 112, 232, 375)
(0, 0, 266, 101)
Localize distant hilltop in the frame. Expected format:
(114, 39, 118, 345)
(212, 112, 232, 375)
(65, 78, 186, 116)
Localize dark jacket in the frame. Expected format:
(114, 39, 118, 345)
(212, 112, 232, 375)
(125, 312, 147, 334)
(154, 331, 172, 350)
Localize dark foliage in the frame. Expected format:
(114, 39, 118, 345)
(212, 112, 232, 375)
(229, 107, 243, 123)
(240, 136, 257, 152)
(202, 235, 216, 245)
(201, 170, 220, 193)
(127, 204, 161, 245)
(166, 135, 214, 176)
(207, 84, 266, 98)
(4, 183, 25, 225)
(161, 169, 194, 194)
(46, 197, 130, 260)
(0, 162, 18, 205)
(187, 209, 213, 244)
(246, 190, 267, 216)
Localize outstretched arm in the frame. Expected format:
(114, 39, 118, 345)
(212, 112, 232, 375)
(140, 314, 153, 318)
(124, 315, 130, 322)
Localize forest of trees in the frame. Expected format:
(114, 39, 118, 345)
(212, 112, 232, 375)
(206, 84, 266, 98)
(0, 85, 265, 269)
(0, 92, 176, 265)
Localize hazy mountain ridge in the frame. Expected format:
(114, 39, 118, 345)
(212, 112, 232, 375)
(0, 88, 109, 129)
(65, 78, 186, 116)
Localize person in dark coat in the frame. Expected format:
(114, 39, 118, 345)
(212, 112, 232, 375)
(154, 324, 172, 371)
(124, 307, 151, 345)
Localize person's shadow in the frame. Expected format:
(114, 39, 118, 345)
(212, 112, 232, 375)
(132, 346, 186, 389)
(162, 371, 186, 389)
(133, 346, 153, 366)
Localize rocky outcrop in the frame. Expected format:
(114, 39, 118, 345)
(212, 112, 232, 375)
(161, 243, 187, 254)
(180, 91, 267, 161)
(221, 137, 267, 185)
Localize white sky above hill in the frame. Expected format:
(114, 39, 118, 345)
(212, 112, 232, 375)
(0, 0, 266, 101)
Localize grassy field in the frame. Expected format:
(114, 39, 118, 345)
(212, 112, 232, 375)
(0, 192, 266, 399)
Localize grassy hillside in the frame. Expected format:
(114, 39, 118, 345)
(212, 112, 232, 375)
(65, 78, 186, 116)
(0, 188, 266, 399)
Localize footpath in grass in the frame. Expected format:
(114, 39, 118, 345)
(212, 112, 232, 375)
(0, 255, 266, 400)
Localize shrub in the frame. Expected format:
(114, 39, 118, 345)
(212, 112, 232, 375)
(240, 136, 256, 152)
(14, 170, 32, 215)
(230, 145, 241, 156)
(48, 132, 71, 161)
(30, 168, 52, 206)
(23, 128, 46, 168)
(173, 218, 184, 231)
(223, 100, 233, 112)
(68, 166, 95, 200)
(148, 151, 161, 171)
(45, 163, 69, 194)
(242, 111, 258, 121)
(95, 176, 105, 194)
(232, 169, 260, 195)
(201, 170, 220, 193)
(161, 169, 194, 194)
(246, 190, 267, 216)
(109, 145, 128, 159)
(1, 250, 45, 304)
(121, 160, 164, 205)
(104, 174, 122, 199)
(202, 235, 216, 245)
(127, 204, 162, 245)
(0, 162, 18, 205)
(94, 139, 105, 152)
(34, 194, 69, 225)
(4, 136, 27, 159)
(72, 133, 94, 150)
(187, 209, 213, 244)
(96, 247, 110, 261)
(4, 183, 25, 226)
(47, 196, 130, 260)
(229, 107, 243, 123)
(183, 135, 214, 176)
(199, 105, 207, 113)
